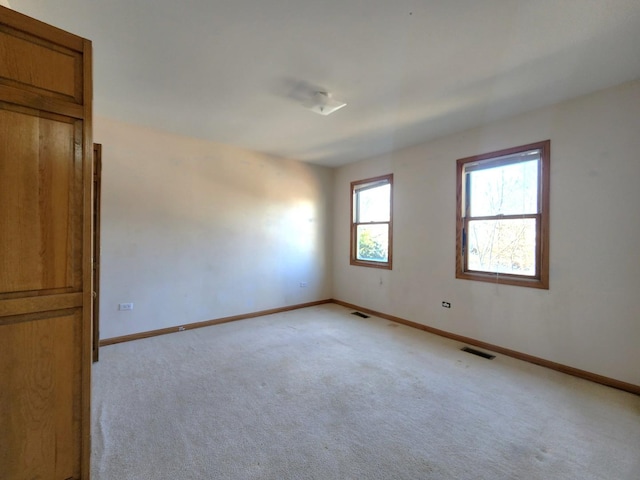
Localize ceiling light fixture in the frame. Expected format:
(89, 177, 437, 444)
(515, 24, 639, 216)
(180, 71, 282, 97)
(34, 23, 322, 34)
(309, 91, 347, 116)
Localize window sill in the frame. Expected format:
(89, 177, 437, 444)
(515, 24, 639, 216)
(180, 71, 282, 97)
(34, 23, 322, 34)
(456, 271, 548, 289)
(351, 259, 392, 270)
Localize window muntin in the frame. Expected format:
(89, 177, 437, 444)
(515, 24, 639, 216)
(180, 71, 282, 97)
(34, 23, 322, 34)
(456, 141, 549, 288)
(351, 174, 393, 269)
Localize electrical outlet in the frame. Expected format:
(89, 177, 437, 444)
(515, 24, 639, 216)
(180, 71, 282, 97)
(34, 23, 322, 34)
(118, 303, 134, 311)
(299, 282, 308, 288)
(442, 301, 451, 309)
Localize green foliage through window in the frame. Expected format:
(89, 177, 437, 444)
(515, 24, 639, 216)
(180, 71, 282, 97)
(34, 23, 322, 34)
(357, 225, 388, 262)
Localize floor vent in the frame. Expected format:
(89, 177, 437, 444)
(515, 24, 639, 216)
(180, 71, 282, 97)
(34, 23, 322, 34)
(351, 311, 370, 318)
(461, 346, 495, 360)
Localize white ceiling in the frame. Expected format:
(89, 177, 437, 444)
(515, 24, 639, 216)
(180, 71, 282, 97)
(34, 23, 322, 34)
(9, 0, 640, 167)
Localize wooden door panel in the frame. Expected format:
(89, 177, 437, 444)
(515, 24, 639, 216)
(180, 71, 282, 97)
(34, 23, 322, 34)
(0, 27, 80, 101)
(0, 107, 81, 294)
(0, 310, 82, 480)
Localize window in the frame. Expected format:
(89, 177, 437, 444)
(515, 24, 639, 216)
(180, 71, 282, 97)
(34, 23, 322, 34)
(351, 174, 393, 269)
(456, 141, 550, 289)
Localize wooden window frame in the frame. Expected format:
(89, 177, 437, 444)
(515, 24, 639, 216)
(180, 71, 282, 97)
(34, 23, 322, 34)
(456, 141, 550, 289)
(350, 174, 393, 269)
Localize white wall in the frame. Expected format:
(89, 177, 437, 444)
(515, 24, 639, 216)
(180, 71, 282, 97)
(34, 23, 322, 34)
(333, 79, 640, 386)
(95, 117, 333, 339)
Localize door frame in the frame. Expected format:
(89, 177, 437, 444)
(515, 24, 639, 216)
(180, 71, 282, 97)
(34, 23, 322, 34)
(92, 143, 102, 362)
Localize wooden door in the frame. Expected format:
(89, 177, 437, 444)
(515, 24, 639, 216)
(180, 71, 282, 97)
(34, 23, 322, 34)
(0, 7, 92, 480)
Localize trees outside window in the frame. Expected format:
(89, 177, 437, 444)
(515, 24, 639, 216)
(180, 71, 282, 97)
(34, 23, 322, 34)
(456, 141, 550, 289)
(351, 174, 393, 269)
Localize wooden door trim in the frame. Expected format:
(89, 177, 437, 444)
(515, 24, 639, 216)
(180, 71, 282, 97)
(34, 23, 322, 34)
(81, 37, 93, 479)
(92, 143, 101, 363)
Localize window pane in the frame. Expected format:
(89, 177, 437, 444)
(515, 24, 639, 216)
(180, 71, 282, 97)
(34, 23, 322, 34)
(468, 159, 538, 217)
(357, 184, 390, 222)
(356, 224, 388, 262)
(467, 218, 536, 276)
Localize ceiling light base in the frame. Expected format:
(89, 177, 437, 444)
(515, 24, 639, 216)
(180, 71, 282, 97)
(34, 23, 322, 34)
(309, 91, 346, 116)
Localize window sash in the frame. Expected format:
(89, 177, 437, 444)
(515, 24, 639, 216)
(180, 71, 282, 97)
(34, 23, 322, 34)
(463, 157, 541, 218)
(353, 183, 391, 223)
(462, 215, 541, 277)
(354, 223, 390, 263)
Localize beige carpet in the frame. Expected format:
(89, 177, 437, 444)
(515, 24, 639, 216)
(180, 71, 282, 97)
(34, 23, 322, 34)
(92, 304, 640, 479)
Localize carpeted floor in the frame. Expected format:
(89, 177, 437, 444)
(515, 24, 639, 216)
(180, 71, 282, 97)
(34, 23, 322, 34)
(91, 304, 640, 479)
